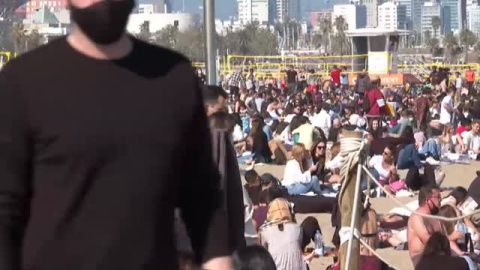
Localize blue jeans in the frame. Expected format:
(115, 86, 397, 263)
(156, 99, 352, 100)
(313, 176, 337, 193)
(388, 124, 401, 134)
(286, 176, 322, 195)
(419, 139, 441, 159)
(361, 168, 379, 191)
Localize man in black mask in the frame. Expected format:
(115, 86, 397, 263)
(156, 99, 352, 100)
(407, 185, 451, 267)
(0, 0, 231, 269)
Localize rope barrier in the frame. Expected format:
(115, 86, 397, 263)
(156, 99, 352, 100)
(361, 165, 480, 222)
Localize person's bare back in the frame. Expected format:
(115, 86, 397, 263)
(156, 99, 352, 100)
(408, 211, 444, 266)
(407, 186, 443, 266)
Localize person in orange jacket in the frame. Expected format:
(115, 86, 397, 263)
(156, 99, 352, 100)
(465, 66, 476, 95)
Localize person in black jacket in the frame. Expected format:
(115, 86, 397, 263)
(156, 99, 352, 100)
(204, 86, 246, 253)
(0, 4, 230, 269)
(249, 117, 272, 164)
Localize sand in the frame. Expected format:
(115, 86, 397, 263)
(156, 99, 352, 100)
(242, 162, 480, 270)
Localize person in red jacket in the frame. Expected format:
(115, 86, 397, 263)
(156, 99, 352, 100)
(330, 65, 342, 87)
(366, 75, 386, 116)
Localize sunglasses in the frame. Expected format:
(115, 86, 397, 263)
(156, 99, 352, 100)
(317, 145, 326, 150)
(383, 151, 390, 156)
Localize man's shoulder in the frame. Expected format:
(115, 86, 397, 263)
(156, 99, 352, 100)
(132, 37, 190, 65)
(1, 37, 67, 74)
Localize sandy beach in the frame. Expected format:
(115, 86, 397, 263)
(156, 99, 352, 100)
(242, 162, 480, 270)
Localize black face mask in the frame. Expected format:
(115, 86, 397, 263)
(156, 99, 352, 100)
(70, 0, 134, 45)
(428, 199, 439, 215)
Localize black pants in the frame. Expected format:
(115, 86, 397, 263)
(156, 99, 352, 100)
(468, 82, 474, 95)
(405, 164, 436, 191)
(300, 216, 322, 250)
(289, 195, 337, 214)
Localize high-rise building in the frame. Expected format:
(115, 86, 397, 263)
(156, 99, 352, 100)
(310, 11, 333, 28)
(136, 0, 170, 13)
(442, 0, 466, 32)
(412, 0, 428, 31)
(467, 0, 479, 5)
(421, 1, 451, 38)
(378, 2, 407, 30)
(467, 3, 480, 35)
(395, 0, 413, 28)
(24, 0, 67, 18)
(364, 0, 382, 27)
(276, 0, 300, 23)
(333, 4, 367, 30)
(237, 0, 275, 24)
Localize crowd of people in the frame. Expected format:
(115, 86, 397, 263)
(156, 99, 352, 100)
(197, 64, 480, 270)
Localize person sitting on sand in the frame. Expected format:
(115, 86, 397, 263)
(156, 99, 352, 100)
(310, 140, 341, 189)
(438, 205, 471, 256)
(415, 232, 470, 270)
(259, 197, 316, 270)
(367, 145, 401, 195)
(291, 116, 321, 150)
(282, 143, 322, 195)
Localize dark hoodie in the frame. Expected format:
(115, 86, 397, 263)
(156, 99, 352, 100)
(211, 129, 246, 252)
(355, 73, 371, 95)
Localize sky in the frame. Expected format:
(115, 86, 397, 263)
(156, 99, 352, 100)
(165, 0, 338, 20)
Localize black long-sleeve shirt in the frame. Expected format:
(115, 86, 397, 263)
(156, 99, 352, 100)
(0, 37, 229, 269)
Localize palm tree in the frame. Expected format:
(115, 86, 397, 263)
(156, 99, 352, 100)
(136, 21, 151, 42)
(26, 30, 43, 51)
(320, 19, 332, 52)
(442, 33, 457, 63)
(431, 16, 441, 39)
(311, 32, 322, 50)
(428, 38, 440, 55)
(153, 25, 179, 49)
(459, 29, 477, 62)
(12, 23, 27, 54)
(334, 16, 348, 55)
(244, 21, 260, 37)
(424, 30, 431, 46)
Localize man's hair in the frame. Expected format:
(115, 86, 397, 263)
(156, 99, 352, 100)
(461, 118, 472, 126)
(202, 85, 228, 105)
(244, 170, 259, 184)
(209, 112, 236, 132)
(232, 246, 276, 270)
(447, 88, 456, 94)
(419, 185, 440, 206)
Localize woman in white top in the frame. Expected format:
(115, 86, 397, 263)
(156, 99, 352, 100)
(282, 143, 322, 195)
(440, 124, 456, 154)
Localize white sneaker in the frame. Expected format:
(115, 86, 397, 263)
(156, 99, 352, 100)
(426, 157, 440, 166)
